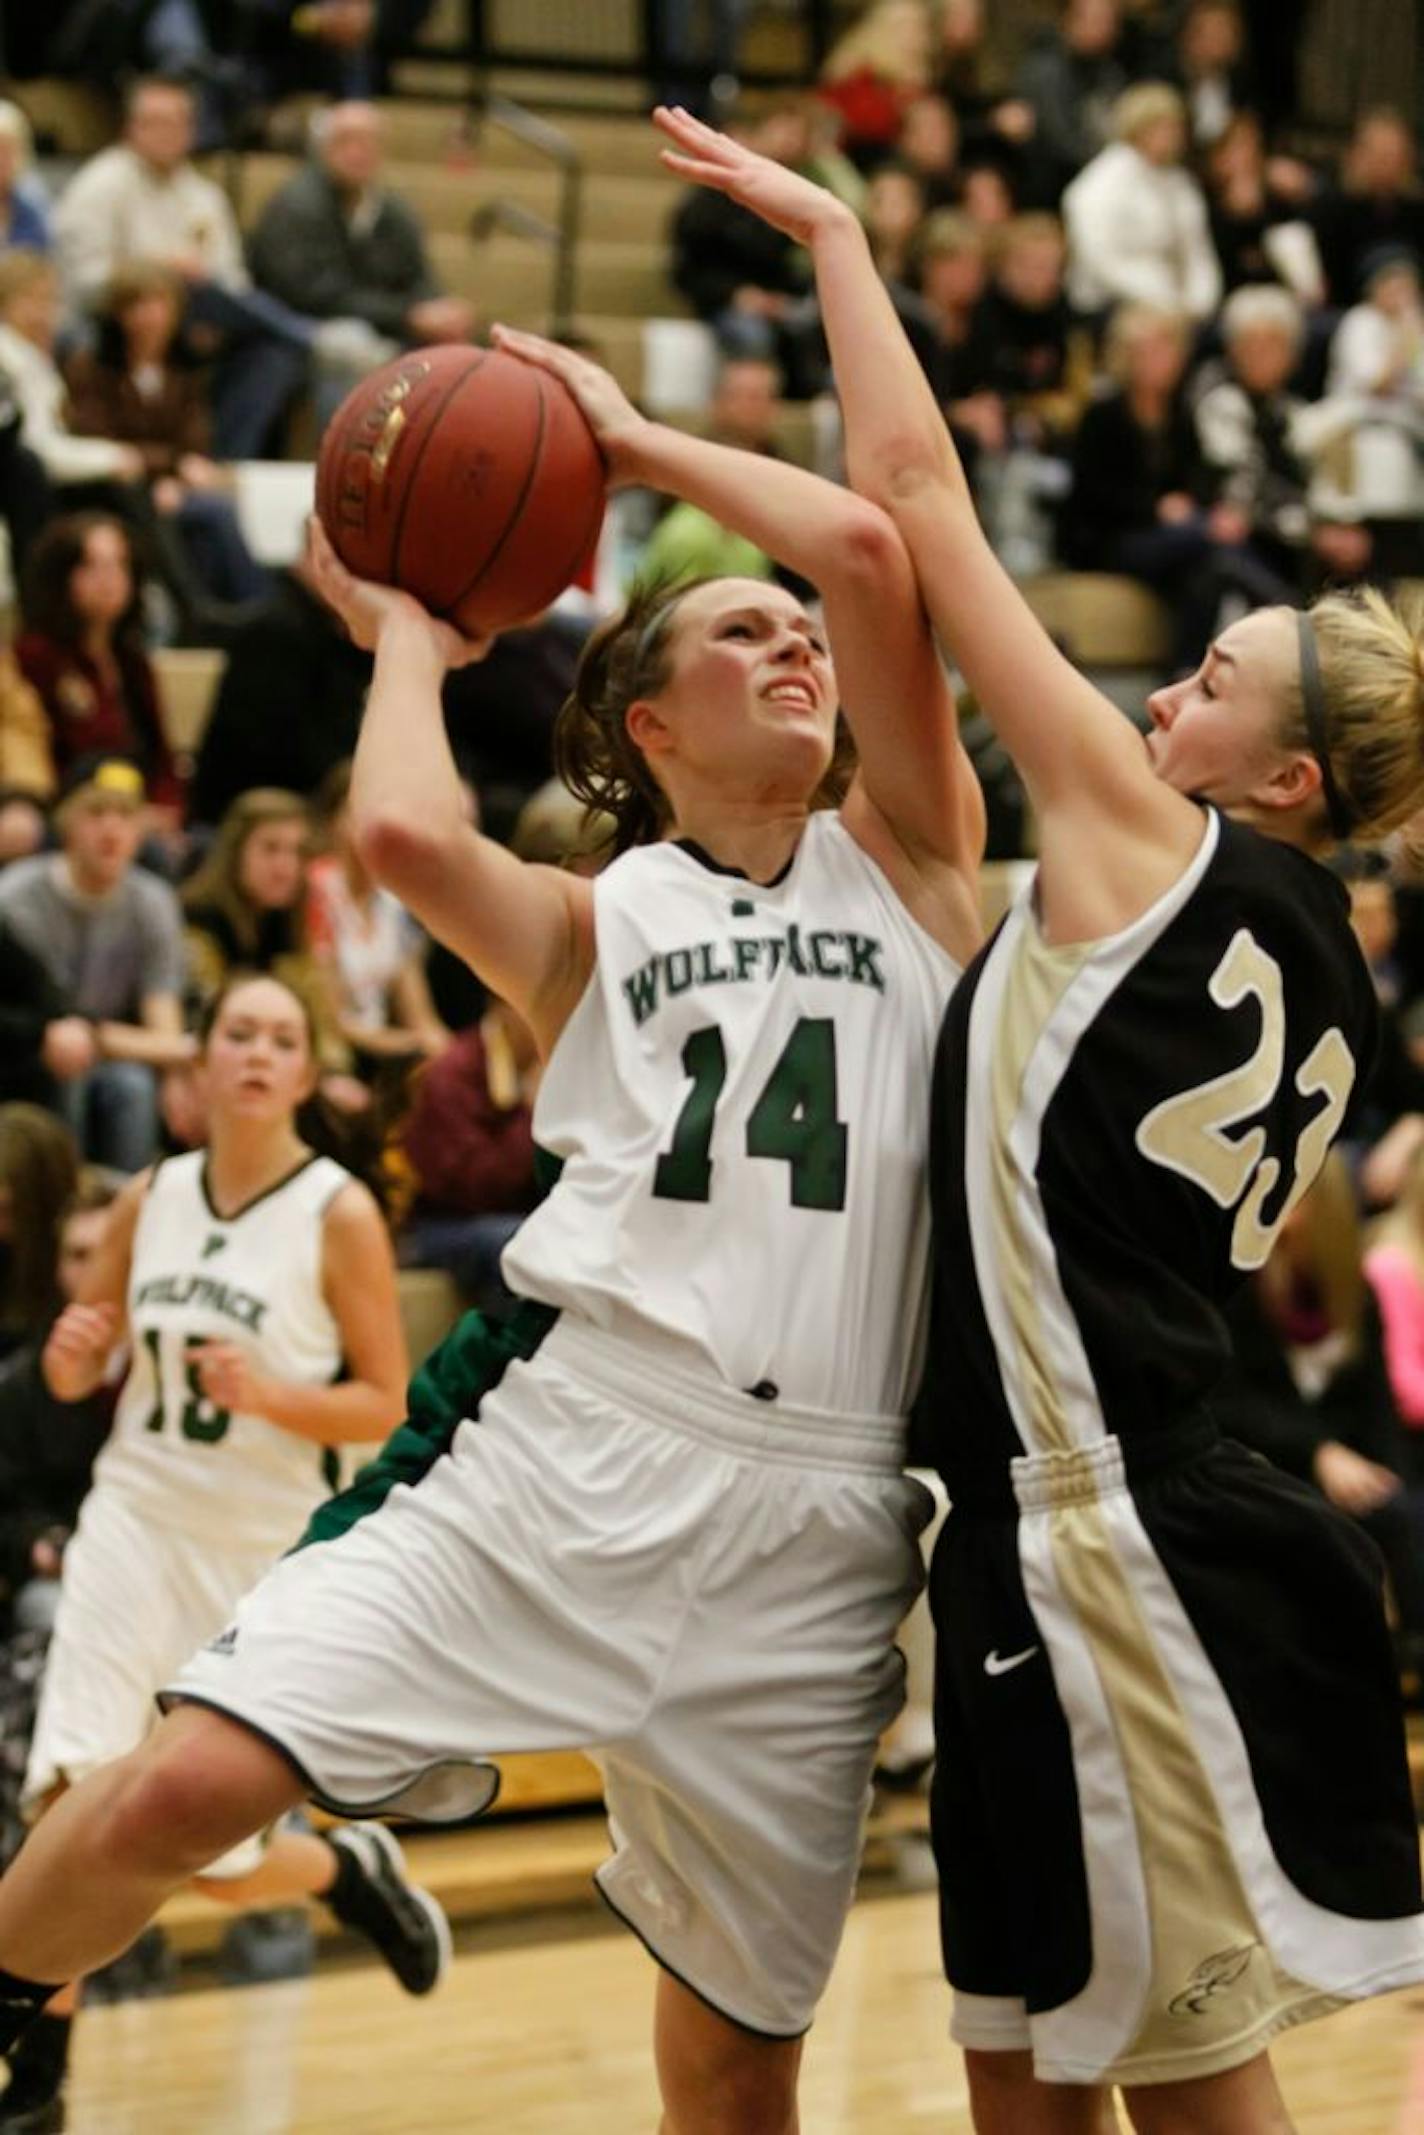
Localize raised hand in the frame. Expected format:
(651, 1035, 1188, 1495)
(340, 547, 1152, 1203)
(305, 518, 493, 668)
(490, 324, 645, 486)
(652, 104, 851, 246)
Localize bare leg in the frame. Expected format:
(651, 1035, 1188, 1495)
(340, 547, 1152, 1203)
(1122, 2054, 1296, 2135)
(965, 2050, 1118, 2135)
(653, 1971, 802, 2135)
(0, 1707, 304, 1986)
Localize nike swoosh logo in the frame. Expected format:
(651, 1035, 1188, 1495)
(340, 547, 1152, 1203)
(984, 1645, 1039, 1677)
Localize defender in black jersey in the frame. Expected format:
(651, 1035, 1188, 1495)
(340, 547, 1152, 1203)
(651, 104, 1424, 2130)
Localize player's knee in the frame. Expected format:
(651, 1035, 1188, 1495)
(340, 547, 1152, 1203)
(99, 1717, 297, 1876)
(663, 2036, 799, 2135)
(964, 2050, 1109, 2135)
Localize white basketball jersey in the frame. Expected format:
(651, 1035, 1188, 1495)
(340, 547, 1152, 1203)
(99, 1150, 355, 1550)
(503, 811, 960, 1417)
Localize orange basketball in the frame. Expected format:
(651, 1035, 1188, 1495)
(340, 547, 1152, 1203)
(316, 345, 605, 635)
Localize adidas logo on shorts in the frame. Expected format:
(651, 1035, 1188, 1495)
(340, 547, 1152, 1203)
(206, 1624, 239, 1657)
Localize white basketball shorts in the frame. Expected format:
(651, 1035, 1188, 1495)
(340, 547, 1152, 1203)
(25, 1485, 296, 1877)
(165, 1317, 932, 2035)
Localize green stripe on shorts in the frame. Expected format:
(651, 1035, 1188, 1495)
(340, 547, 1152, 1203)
(297, 1294, 558, 1550)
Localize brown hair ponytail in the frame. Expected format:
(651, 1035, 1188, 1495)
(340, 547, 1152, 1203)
(554, 578, 711, 859)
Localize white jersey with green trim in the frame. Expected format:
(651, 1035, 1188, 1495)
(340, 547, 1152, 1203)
(98, 1149, 355, 1549)
(503, 810, 961, 1419)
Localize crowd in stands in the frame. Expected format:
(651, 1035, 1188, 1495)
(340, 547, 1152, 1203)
(0, 0, 1423, 1854)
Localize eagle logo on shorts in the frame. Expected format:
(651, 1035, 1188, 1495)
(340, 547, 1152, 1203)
(1168, 1944, 1258, 2018)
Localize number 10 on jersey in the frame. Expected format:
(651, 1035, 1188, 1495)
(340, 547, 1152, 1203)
(654, 1016, 848, 1210)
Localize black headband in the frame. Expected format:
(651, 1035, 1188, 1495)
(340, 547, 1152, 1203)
(1298, 611, 1352, 841)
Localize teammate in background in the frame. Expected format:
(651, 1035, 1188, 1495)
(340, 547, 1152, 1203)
(652, 105, 1424, 2135)
(0, 973, 443, 2135)
(0, 358, 986, 2133)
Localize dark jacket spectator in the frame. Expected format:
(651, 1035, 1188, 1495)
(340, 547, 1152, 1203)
(1204, 113, 1323, 302)
(0, 920, 65, 1109)
(1012, 2, 1129, 203)
(0, 1104, 78, 1362)
(248, 109, 457, 342)
(1310, 108, 1424, 308)
(670, 185, 809, 327)
(1064, 387, 1207, 563)
(191, 567, 372, 827)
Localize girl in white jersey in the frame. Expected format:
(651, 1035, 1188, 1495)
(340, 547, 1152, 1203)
(1, 976, 446, 2135)
(0, 335, 985, 2133)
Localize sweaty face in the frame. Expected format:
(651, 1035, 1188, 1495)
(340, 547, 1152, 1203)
(238, 817, 308, 910)
(1143, 608, 1300, 810)
(203, 979, 315, 1122)
(636, 580, 838, 806)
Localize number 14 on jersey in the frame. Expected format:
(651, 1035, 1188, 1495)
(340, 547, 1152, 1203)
(654, 1016, 849, 1211)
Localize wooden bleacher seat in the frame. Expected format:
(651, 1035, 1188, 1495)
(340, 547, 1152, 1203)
(395, 1266, 464, 1369)
(1020, 571, 1171, 669)
(153, 646, 225, 758)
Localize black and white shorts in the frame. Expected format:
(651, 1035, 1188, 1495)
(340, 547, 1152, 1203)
(930, 1429, 1424, 2087)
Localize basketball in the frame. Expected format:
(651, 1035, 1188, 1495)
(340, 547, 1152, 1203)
(316, 344, 605, 636)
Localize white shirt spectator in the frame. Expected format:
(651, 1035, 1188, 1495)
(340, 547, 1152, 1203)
(53, 145, 248, 307)
(1064, 141, 1223, 320)
(0, 323, 133, 485)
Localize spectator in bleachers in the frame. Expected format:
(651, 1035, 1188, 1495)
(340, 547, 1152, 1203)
(863, 161, 929, 287)
(0, 103, 51, 255)
(1323, 245, 1424, 568)
(1311, 107, 1424, 310)
(1064, 302, 1235, 666)
(1063, 83, 1223, 322)
(669, 98, 814, 369)
(0, 1173, 118, 1639)
(64, 264, 268, 606)
(190, 560, 372, 829)
(247, 101, 475, 424)
(397, 994, 538, 1306)
(816, 0, 936, 173)
(1203, 110, 1324, 304)
(1192, 285, 1372, 596)
(0, 253, 148, 495)
(912, 210, 1001, 457)
(181, 786, 314, 1002)
(1011, 0, 1129, 206)
(16, 514, 183, 835)
(981, 213, 1092, 439)
(53, 77, 311, 457)
(0, 1105, 78, 1362)
(1171, 0, 1249, 148)
(0, 789, 47, 870)
(1218, 1154, 1424, 1673)
(0, 759, 192, 1172)
(1342, 865, 1424, 1149)
(895, 93, 962, 212)
(190, 580, 370, 826)
(639, 356, 787, 587)
(958, 152, 1017, 233)
(180, 788, 357, 1099)
(308, 758, 450, 1082)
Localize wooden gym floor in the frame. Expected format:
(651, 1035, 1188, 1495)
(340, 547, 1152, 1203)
(62, 1873, 1424, 2133)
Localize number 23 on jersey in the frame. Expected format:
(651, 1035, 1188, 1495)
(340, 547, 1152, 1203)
(1135, 928, 1355, 1271)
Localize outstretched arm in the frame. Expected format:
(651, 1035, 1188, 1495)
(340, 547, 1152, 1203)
(493, 325, 983, 960)
(652, 109, 1201, 936)
(307, 522, 593, 1057)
